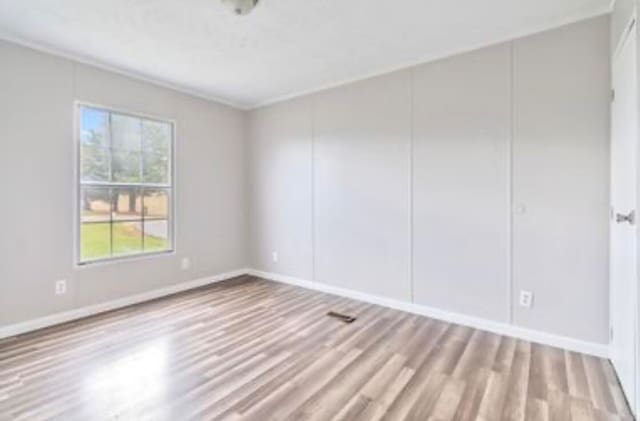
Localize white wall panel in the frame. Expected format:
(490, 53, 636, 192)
(1, 15, 612, 347)
(0, 41, 75, 324)
(313, 72, 412, 301)
(412, 44, 511, 322)
(512, 17, 610, 343)
(246, 16, 610, 345)
(247, 98, 313, 279)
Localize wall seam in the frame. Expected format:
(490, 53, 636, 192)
(409, 68, 415, 304)
(244, 111, 252, 270)
(72, 61, 78, 311)
(508, 41, 515, 325)
(310, 97, 317, 283)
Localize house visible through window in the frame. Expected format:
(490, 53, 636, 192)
(78, 104, 174, 264)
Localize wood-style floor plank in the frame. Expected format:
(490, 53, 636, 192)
(0, 276, 633, 421)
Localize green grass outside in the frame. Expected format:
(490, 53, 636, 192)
(80, 223, 168, 262)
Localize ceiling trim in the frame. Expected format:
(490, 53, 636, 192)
(0, 32, 250, 110)
(250, 5, 612, 110)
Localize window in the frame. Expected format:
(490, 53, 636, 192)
(77, 104, 174, 264)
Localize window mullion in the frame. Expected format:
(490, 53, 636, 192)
(139, 120, 145, 252)
(80, 181, 171, 188)
(141, 187, 146, 252)
(108, 113, 114, 258)
(108, 112, 113, 183)
(139, 118, 144, 183)
(109, 187, 114, 258)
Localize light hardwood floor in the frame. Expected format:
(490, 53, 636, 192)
(0, 276, 633, 420)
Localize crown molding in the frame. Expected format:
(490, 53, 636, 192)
(0, 32, 251, 111)
(0, 3, 614, 111)
(250, 7, 612, 110)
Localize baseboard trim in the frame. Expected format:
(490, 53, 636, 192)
(247, 269, 610, 358)
(0, 268, 249, 340)
(1, 268, 610, 359)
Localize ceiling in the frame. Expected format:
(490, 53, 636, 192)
(0, 0, 610, 109)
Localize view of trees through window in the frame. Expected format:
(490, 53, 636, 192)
(79, 105, 173, 263)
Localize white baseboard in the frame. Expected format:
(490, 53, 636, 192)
(247, 269, 610, 358)
(0, 269, 249, 340)
(0, 268, 610, 359)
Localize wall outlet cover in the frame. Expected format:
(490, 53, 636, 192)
(519, 290, 533, 308)
(55, 280, 67, 296)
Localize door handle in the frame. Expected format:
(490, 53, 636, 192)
(616, 210, 635, 225)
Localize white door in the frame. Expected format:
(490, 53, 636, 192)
(611, 18, 638, 415)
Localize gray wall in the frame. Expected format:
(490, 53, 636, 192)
(412, 43, 511, 323)
(247, 16, 611, 344)
(0, 40, 247, 326)
(247, 97, 314, 279)
(511, 20, 610, 341)
(0, 15, 612, 345)
(313, 71, 412, 301)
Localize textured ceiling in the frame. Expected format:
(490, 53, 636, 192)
(0, 0, 610, 109)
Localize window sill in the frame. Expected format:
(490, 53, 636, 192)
(76, 250, 176, 269)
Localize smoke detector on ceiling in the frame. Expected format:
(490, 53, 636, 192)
(221, 0, 260, 15)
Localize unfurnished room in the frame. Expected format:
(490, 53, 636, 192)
(0, 0, 638, 420)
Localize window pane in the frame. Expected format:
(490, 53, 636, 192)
(143, 153, 170, 185)
(81, 146, 110, 182)
(78, 106, 174, 263)
(112, 187, 143, 221)
(81, 107, 110, 147)
(143, 189, 170, 219)
(80, 107, 110, 182)
(143, 220, 170, 252)
(143, 120, 171, 184)
(112, 222, 143, 256)
(81, 188, 111, 222)
(80, 222, 111, 261)
(111, 114, 142, 151)
(112, 150, 141, 183)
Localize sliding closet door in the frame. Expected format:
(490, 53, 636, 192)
(512, 16, 610, 342)
(412, 44, 511, 321)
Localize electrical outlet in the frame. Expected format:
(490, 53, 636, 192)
(519, 290, 533, 308)
(55, 280, 67, 296)
(181, 258, 191, 271)
(272, 251, 279, 263)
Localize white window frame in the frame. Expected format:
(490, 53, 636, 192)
(74, 101, 176, 266)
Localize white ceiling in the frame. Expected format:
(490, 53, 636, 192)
(0, 0, 610, 109)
